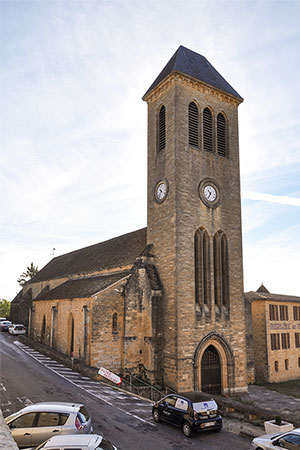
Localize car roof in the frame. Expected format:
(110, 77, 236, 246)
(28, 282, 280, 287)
(43, 434, 102, 446)
(177, 391, 215, 403)
(19, 402, 83, 414)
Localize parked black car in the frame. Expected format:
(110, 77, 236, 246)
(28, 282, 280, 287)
(152, 392, 222, 437)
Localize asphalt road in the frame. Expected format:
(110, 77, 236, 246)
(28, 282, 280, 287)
(0, 332, 252, 450)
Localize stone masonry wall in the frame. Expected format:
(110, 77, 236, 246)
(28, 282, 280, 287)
(146, 74, 247, 393)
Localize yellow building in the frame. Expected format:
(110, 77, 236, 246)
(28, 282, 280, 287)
(245, 284, 300, 383)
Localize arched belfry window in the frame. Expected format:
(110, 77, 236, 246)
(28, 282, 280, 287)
(217, 113, 227, 157)
(203, 107, 213, 152)
(158, 105, 166, 152)
(195, 228, 210, 309)
(188, 101, 199, 148)
(214, 231, 229, 310)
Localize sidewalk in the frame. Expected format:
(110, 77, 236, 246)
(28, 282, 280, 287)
(212, 384, 300, 438)
(240, 384, 300, 428)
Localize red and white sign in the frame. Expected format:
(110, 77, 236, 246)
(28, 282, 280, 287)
(98, 367, 122, 385)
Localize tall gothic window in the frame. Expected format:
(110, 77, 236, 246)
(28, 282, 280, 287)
(41, 315, 46, 344)
(203, 107, 213, 152)
(158, 105, 166, 152)
(112, 312, 118, 333)
(213, 231, 229, 310)
(195, 228, 210, 308)
(188, 101, 199, 147)
(217, 112, 227, 157)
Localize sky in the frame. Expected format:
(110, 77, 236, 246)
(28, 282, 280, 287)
(1, 0, 300, 301)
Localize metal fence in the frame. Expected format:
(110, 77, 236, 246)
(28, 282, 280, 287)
(120, 374, 176, 402)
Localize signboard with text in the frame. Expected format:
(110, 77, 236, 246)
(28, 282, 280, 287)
(98, 367, 122, 385)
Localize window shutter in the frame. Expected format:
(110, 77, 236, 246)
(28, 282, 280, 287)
(158, 106, 166, 152)
(188, 102, 199, 147)
(217, 113, 227, 157)
(203, 107, 213, 152)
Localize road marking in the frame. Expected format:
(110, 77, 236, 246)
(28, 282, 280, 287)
(17, 397, 32, 406)
(15, 342, 155, 427)
(0, 383, 7, 392)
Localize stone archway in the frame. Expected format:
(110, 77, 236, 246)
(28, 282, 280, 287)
(194, 333, 235, 395)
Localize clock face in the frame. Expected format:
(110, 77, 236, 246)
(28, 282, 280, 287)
(199, 179, 220, 208)
(204, 185, 217, 202)
(155, 181, 168, 202)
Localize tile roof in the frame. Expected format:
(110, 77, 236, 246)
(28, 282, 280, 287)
(245, 291, 300, 303)
(35, 271, 130, 300)
(31, 228, 147, 282)
(143, 45, 243, 100)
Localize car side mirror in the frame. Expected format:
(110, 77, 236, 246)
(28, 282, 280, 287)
(9, 423, 16, 429)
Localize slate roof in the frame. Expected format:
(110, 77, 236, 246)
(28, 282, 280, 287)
(256, 283, 270, 293)
(35, 271, 130, 300)
(31, 228, 147, 283)
(245, 290, 300, 304)
(143, 45, 243, 101)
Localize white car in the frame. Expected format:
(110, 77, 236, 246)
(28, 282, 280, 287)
(5, 402, 92, 448)
(0, 320, 12, 331)
(25, 434, 118, 450)
(250, 427, 300, 449)
(9, 324, 26, 335)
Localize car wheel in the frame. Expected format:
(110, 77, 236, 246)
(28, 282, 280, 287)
(152, 408, 161, 423)
(182, 421, 193, 437)
(214, 426, 222, 432)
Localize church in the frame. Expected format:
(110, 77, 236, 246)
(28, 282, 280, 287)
(11, 46, 249, 395)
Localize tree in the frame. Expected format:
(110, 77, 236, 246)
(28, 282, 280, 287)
(0, 299, 10, 318)
(17, 262, 39, 287)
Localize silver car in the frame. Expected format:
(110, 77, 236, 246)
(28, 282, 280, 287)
(250, 427, 300, 449)
(25, 434, 118, 450)
(5, 402, 92, 448)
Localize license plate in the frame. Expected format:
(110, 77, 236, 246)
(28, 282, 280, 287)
(202, 421, 215, 428)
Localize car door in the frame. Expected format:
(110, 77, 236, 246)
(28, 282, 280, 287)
(275, 433, 300, 449)
(160, 396, 179, 424)
(172, 397, 189, 426)
(8, 412, 37, 448)
(31, 412, 62, 447)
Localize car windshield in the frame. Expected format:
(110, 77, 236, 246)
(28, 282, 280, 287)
(79, 406, 89, 422)
(271, 433, 285, 440)
(193, 400, 218, 412)
(96, 438, 114, 450)
(34, 440, 49, 450)
(5, 412, 19, 423)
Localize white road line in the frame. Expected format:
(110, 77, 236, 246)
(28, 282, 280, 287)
(15, 343, 155, 427)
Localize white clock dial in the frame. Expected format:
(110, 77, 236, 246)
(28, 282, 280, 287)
(157, 183, 167, 199)
(204, 185, 217, 202)
(155, 181, 168, 202)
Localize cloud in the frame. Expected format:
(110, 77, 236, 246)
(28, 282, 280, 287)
(243, 224, 300, 296)
(242, 191, 300, 207)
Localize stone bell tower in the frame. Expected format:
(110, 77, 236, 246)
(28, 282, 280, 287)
(143, 46, 247, 394)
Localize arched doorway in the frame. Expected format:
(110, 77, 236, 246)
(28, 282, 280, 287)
(194, 333, 235, 395)
(201, 345, 221, 394)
